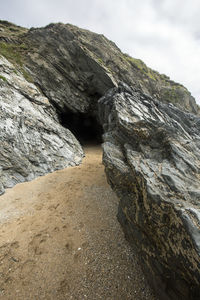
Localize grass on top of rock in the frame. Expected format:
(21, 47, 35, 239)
(162, 87, 183, 105)
(0, 20, 28, 37)
(123, 53, 168, 82)
(0, 42, 33, 82)
(123, 53, 187, 91)
(0, 42, 23, 66)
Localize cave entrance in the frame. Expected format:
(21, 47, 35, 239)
(59, 111, 103, 146)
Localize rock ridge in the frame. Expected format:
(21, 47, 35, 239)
(0, 20, 199, 117)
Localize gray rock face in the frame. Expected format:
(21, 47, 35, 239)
(99, 82, 200, 300)
(19, 22, 199, 116)
(24, 23, 117, 115)
(0, 55, 84, 195)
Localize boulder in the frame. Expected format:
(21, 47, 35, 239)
(0, 55, 83, 195)
(99, 82, 200, 300)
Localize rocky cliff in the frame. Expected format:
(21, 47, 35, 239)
(1, 20, 199, 195)
(0, 20, 199, 117)
(1, 20, 200, 300)
(0, 54, 83, 195)
(99, 82, 200, 300)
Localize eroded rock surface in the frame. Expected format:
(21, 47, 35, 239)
(1, 21, 199, 118)
(0, 20, 200, 299)
(23, 23, 199, 115)
(99, 82, 200, 300)
(0, 55, 83, 195)
(0, 21, 199, 196)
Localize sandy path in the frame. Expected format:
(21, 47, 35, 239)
(0, 145, 157, 300)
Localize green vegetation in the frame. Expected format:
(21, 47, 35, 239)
(0, 75, 7, 82)
(124, 55, 145, 70)
(21, 68, 33, 82)
(97, 57, 103, 65)
(0, 42, 23, 66)
(0, 20, 18, 27)
(120, 52, 190, 108)
(162, 88, 180, 105)
(123, 53, 185, 90)
(0, 20, 28, 36)
(0, 42, 33, 83)
(123, 53, 159, 81)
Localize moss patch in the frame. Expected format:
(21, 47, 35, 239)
(0, 20, 27, 37)
(0, 42, 33, 82)
(0, 42, 23, 66)
(162, 88, 180, 104)
(97, 57, 103, 65)
(0, 75, 7, 82)
(123, 54, 159, 81)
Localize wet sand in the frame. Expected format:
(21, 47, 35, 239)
(0, 145, 157, 299)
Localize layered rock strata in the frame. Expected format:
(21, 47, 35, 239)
(0, 20, 199, 195)
(0, 21, 199, 117)
(0, 55, 83, 195)
(24, 23, 199, 115)
(99, 82, 200, 300)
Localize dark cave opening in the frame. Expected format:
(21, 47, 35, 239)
(59, 111, 103, 145)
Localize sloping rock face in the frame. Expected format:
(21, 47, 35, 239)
(19, 23, 117, 115)
(23, 23, 199, 115)
(99, 82, 200, 300)
(0, 55, 83, 195)
(0, 21, 199, 117)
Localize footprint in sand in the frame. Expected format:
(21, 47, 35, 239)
(57, 279, 70, 294)
(10, 241, 19, 249)
(53, 226, 60, 233)
(65, 240, 74, 254)
(0, 241, 19, 262)
(19, 260, 36, 279)
(48, 203, 60, 211)
(28, 232, 50, 255)
(34, 204, 43, 211)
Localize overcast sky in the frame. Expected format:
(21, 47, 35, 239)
(1, 0, 200, 103)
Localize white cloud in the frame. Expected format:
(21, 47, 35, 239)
(0, 0, 200, 103)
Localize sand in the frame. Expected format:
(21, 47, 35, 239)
(0, 145, 157, 300)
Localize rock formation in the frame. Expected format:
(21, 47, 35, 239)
(24, 24, 200, 115)
(1, 20, 200, 300)
(99, 82, 200, 300)
(0, 20, 199, 118)
(0, 55, 83, 195)
(1, 20, 198, 195)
